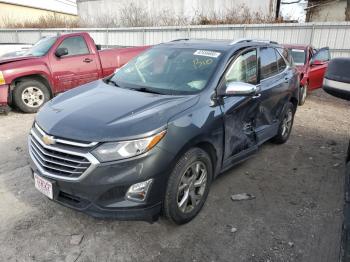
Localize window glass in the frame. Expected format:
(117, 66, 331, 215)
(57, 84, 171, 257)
(277, 47, 292, 66)
(57, 36, 89, 56)
(276, 49, 286, 72)
(313, 49, 330, 62)
(225, 49, 257, 85)
(111, 47, 222, 95)
(23, 36, 57, 57)
(260, 47, 278, 80)
(290, 49, 306, 65)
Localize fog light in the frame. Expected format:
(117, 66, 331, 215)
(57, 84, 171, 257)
(126, 179, 153, 202)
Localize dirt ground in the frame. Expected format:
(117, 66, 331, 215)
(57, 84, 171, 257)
(0, 89, 349, 262)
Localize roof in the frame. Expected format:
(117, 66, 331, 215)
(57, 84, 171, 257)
(283, 44, 309, 50)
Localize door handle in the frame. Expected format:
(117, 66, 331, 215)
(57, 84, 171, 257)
(83, 58, 93, 63)
(252, 93, 261, 99)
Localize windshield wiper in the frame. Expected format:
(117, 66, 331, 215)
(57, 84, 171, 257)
(105, 79, 120, 87)
(131, 87, 163, 95)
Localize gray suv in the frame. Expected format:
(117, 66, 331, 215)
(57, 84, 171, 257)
(28, 39, 299, 224)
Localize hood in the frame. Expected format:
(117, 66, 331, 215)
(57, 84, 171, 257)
(36, 80, 200, 142)
(0, 55, 37, 65)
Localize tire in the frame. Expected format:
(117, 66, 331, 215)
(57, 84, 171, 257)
(272, 102, 295, 144)
(299, 82, 308, 106)
(13, 79, 50, 113)
(164, 147, 213, 225)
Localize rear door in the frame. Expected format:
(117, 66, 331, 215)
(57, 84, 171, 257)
(255, 47, 290, 143)
(50, 36, 99, 92)
(308, 47, 330, 90)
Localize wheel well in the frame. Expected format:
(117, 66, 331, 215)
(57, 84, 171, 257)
(11, 75, 52, 98)
(195, 141, 218, 175)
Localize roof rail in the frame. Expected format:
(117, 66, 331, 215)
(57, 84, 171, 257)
(230, 38, 278, 45)
(170, 38, 190, 42)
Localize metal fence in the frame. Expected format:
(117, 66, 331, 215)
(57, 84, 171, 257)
(0, 22, 350, 57)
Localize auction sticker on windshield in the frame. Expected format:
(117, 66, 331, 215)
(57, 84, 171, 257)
(194, 50, 221, 58)
(34, 173, 53, 199)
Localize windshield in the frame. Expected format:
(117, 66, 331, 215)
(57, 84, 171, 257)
(24, 36, 57, 57)
(109, 47, 222, 95)
(290, 49, 306, 65)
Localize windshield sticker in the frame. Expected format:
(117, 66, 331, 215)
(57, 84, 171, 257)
(194, 50, 221, 58)
(193, 58, 213, 69)
(292, 49, 305, 53)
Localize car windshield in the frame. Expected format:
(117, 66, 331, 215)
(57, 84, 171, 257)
(23, 36, 57, 57)
(290, 49, 306, 65)
(109, 47, 222, 95)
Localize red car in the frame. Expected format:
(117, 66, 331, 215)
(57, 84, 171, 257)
(0, 32, 149, 113)
(283, 44, 330, 105)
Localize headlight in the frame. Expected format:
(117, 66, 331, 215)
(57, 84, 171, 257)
(92, 130, 166, 162)
(0, 71, 5, 85)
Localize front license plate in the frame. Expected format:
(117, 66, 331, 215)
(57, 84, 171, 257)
(34, 173, 53, 199)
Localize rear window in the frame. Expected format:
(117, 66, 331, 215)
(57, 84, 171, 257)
(291, 49, 306, 65)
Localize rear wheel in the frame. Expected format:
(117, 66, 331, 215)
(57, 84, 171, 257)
(164, 148, 212, 224)
(299, 82, 308, 105)
(13, 79, 50, 113)
(272, 102, 295, 144)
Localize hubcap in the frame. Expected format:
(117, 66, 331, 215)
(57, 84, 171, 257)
(177, 161, 207, 213)
(281, 109, 293, 137)
(21, 87, 44, 108)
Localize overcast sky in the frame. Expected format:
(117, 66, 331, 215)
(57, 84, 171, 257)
(1, 0, 77, 15)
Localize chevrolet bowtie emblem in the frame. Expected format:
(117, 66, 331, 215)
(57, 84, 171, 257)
(42, 135, 56, 145)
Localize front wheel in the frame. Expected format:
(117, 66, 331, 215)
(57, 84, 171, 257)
(272, 102, 295, 144)
(164, 148, 212, 225)
(13, 79, 50, 113)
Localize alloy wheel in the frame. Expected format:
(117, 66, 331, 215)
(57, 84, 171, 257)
(281, 108, 293, 137)
(177, 161, 208, 213)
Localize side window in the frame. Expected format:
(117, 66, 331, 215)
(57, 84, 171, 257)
(313, 48, 330, 62)
(57, 36, 89, 57)
(277, 47, 292, 66)
(225, 49, 257, 85)
(276, 49, 286, 73)
(260, 47, 278, 80)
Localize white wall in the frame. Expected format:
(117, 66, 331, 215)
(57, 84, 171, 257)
(0, 0, 77, 15)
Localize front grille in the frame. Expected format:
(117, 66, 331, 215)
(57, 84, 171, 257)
(29, 125, 95, 179)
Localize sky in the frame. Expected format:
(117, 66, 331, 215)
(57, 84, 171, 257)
(280, 0, 308, 22)
(1, 0, 78, 15)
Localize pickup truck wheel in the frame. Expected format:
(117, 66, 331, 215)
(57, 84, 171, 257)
(299, 82, 308, 106)
(164, 148, 212, 225)
(13, 80, 50, 113)
(272, 102, 295, 144)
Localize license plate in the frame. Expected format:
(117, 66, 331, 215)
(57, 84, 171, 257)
(34, 173, 53, 199)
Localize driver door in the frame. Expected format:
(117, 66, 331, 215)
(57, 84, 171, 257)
(220, 48, 260, 161)
(309, 47, 330, 90)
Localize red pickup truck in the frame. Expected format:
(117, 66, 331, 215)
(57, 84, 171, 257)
(0, 32, 149, 113)
(283, 44, 330, 105)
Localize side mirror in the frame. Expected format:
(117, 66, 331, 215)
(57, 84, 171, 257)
(223, 82, 258, 96)
(55, 47, 68, 57)
(323, 58, 350, 101)
(96, 44, 102, 51)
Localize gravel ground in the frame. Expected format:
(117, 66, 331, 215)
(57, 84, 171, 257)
(0, 89, 349, 262)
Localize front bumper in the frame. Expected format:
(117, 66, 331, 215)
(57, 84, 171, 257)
(28, 137, 175, 222)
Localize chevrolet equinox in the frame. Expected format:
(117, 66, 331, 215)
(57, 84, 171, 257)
(28, 39, 299, 224)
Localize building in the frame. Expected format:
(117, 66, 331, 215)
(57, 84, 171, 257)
(0, 0, 77, 25)
(77, 0, 281, 27)
(306, 0, 350, 22)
